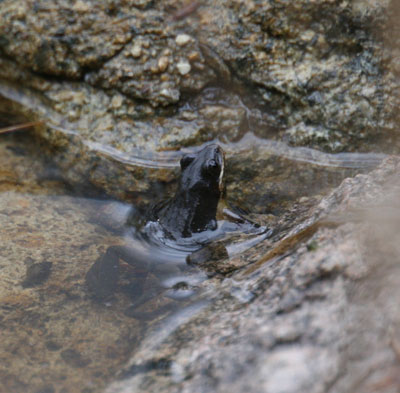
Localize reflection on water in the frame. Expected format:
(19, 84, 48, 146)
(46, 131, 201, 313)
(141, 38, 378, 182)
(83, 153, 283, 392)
(84, 220, 210, 320)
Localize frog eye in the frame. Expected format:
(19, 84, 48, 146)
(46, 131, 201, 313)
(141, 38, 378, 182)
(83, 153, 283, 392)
(204, 158, 220, 175)
(208, 159, 217, 168)
(180, 154, 195, 170)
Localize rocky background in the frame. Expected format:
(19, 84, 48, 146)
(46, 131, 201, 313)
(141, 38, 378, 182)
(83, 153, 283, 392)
(0, 0, 399, 201)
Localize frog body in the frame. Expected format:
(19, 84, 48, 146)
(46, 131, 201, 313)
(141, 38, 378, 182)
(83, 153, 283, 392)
(153, 144, 224, 239)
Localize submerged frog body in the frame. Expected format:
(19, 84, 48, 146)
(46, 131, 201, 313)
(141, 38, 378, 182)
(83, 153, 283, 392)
(153, 144, 225, 239)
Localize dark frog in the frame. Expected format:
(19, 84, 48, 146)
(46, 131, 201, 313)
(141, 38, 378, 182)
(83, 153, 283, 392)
(86, 144, 269, 304)
(153, 144, 225, 239)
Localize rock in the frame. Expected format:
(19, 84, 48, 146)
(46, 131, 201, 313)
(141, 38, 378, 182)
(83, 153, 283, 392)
(104, 157, 400, 393)
(158, 56, 170, 72)
(1, 3, 399, 390)
(176, 60, 191, 75)
(60, 348, 91, 368)
(0, 135, 145, 393)
(194, 0, 399, 152)
(175, 34, 192, 46)
(187, 243, 229, 273)
(0, 188, 147, 393)
(85, 250, 120, 300)
(0, 0, 398, 205)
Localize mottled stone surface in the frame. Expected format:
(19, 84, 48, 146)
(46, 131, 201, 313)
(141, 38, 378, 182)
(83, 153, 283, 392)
(0, 135, 144, 393)
(2, 124, 398, 393)
(195, 0, 397, 150)
(223, 137, 383, 214)
(105, 157, 400, 393)
(0, 191, 144, 393)
(0, 0, 398, 203)
(0, 1, 134, 78)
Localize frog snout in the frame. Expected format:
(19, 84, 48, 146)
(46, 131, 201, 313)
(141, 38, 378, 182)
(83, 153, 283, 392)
(209, 145, 224, 166)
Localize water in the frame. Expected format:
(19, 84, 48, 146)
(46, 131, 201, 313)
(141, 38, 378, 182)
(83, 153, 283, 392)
(0, 96, 393, 393)
(0, 133, 155, 392)
(0, 131, 270, 392)
(0, 120, 389, 393)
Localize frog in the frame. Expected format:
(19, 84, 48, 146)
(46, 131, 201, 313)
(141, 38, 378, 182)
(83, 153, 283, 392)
(151, 143, 225, 239)
(85, 144, 270, 313)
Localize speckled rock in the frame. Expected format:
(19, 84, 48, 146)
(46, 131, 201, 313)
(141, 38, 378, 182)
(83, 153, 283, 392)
(1, 0, 137, 78)
(194, 0, 398, 151)
(85, 33, 215, 106)
(0, 135, 145, 393)
(0, 0, 398, 204)
(1, 74, 382, 212)
(104, 157, 400, 393)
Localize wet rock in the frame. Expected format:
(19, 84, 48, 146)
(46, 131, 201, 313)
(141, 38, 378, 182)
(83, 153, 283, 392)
(0, 0, 398, 205)
(0, 136, 146, 393)
(124, 301, 177, 322)
(187, 243, 229, 273)
(120, 357, 172, 379)
(195, 0, 398, 152)
(45, 340, 62, 352)
(85, 250, 120, 300)
(60, 348, 91, 368)
(105, 157, 400, 393)
(164, 282, 196, 301)
(34, 385, 55, 393)
(224, 136, 383, 214)
(0, 189, 145, 393)
(86, 245, 152, 301)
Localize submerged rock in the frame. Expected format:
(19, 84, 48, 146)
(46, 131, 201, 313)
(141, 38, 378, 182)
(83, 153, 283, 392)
(0, 188, 146, 393)
(0, 135, 145, 393)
